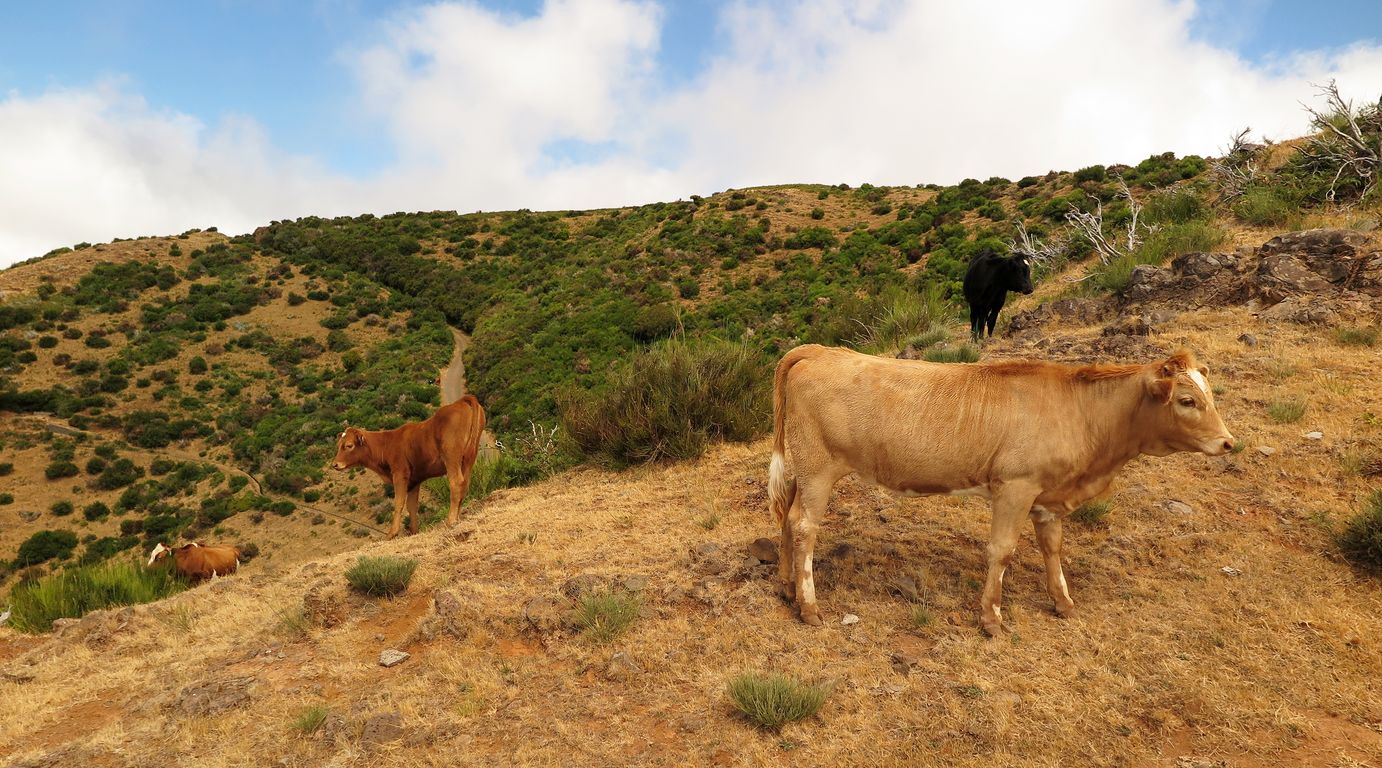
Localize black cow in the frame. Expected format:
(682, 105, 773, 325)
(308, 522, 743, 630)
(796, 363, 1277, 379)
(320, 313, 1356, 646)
(963, 250, 1034, 342)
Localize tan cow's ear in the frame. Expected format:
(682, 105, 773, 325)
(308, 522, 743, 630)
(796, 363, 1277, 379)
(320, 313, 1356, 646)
(1147, 377, 1174, 403)
(1197, 365, 1209, 378)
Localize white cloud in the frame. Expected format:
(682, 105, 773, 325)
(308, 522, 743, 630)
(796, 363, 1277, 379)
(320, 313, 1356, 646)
(3, 0, 1382, 267)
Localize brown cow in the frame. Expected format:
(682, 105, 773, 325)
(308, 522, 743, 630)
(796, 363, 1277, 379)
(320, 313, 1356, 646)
(768, 344, 1235, 636)
(147, 542, 241, 581)
(330, 395, 486, 538)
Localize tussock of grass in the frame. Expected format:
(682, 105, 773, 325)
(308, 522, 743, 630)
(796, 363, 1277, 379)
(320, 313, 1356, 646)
(727, 672, 829, 730)
(7, 560, 187, 633)
(1334, 327, 1378, 347)
(922, 344, 980, 363)
(292, 705, 329, 735)
(1232, 186, 1303, 227)
(1071, 499, 1113, 526)
(1266, 399, 1307, 424)
(274, 604, 312, 638)
(903, 327, 948, 352)
(571, 589, 640, 642)
(1338, 491, 1382, 573)
(345, 556, 417, 597)
(910, 604, 934, 628)
(853, 285, 951, 354)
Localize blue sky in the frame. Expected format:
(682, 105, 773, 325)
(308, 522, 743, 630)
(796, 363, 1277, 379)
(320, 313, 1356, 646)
(1, 1, 1380, 263)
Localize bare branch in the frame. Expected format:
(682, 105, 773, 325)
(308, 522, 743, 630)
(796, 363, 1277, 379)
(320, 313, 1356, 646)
(1064, 179, 1145, 265)
(1209, 126, 1264, 202)
(1298, 79, 1381, 203)
(1006, 219, 1067, 265)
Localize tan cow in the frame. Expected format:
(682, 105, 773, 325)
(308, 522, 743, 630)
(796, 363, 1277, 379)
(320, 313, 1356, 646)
(147, 542, 241, 581)
(330, 395, 486, 538)
(768, 344, 1235, 635)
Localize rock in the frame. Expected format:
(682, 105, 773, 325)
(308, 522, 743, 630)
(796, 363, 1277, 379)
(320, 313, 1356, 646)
(1237, 333, 1258, 347)
(890, 650, 921, 676)
(1102, 315, 1151, 337)
(1259, 296, 1336, 325)
(1172, 251, 1240, 280)
(604, 652, 642, 681)
(1256, 446, 1277, 457)
(747, 537, 778, 564)
(1122, 265, 1175, 301)
(841, 613, 860, 626)
(616, 575, 648, 593)
(1149, 309, 1178, 326)
(172, 676, 254, 717)
(1006, 298, 1111, 335)
(692, 542, 722, 559)
(361, 712, 404, 747)
(303, 582, 346, 628)
(1163, 500, 1193, 515)
(561, 574, 607, 599)
(415, 589, 468, 641)
(1304, 431, 1323, 440)
(888, 574, 920, 603)
(17, 510, 39, 523)
(379, 649, 409, 668)
(1255, 228, 1379, 302)
(523, 595, 571, 633)
(1220, 566, 1242, 577)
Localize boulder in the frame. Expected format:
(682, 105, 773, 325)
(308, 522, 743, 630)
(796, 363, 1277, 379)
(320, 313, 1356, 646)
(523, 595, 571, 633)
(747, 537, 778, 564)
(361, 712, 404, 747)
(1121, 266, 1175, 301)
(1171, 251, 1241, 280)
(171, 676, 254, 717)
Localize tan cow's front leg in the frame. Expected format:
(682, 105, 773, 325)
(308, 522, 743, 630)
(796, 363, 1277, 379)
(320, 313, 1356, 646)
(979, 484, 1040, 637)
(406, 486, 421, 535)
(387, 476, 410, 539)
(1031, 507, 1075, 619)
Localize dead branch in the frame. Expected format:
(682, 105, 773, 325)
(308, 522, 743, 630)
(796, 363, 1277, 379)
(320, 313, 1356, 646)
(1299, 79, 1381, 203)
(1209, 126, 1264, 202)
(1064, 180, 1144, 265)
(1006, 219, 1067, 265)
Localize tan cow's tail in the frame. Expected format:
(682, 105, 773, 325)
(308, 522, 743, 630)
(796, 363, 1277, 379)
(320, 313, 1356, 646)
(769, 345, 816, 526)
(463, 394, 486, 466)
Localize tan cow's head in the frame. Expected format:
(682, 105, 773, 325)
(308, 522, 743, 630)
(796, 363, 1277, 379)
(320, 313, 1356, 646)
(331, 427, 369, 471)
(1143, 351, 1235, 457)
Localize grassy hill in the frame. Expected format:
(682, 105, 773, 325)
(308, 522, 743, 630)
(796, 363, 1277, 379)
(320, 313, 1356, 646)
(0, 97, 1380, 764)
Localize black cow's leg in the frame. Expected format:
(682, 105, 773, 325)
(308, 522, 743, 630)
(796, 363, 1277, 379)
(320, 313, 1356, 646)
(986, 305, 1001, 339)
(970, 304, 984, 343)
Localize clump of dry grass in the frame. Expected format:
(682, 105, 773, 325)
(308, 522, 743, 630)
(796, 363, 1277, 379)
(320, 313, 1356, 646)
(292, 705, 329, 736)
(1071, 499, 1113, 526)
(345, 556, 417, 597)
(1333, 326, 1378, 347)
(571, 590, 640, 642)
(1337, 491, 1382, 573)
(1267, 398, 1307, 424)
(727, 672, 829, 730)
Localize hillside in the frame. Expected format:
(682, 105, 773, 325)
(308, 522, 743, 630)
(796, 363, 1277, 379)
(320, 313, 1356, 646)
(1, 265, 1380, 766)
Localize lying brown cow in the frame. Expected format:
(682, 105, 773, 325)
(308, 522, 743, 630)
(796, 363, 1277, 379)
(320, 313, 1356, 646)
(768, 344, 1235, 636)
(330, 395, 486, 538)
(147, 542, 241, 581)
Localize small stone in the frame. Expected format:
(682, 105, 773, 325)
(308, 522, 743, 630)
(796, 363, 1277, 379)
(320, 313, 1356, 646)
(17, 510, 39, 523)
(693, 542, 722, 559)
(888, 575, 920, 603)
(890, 650, 921, 676)
(1164, 500, 1193, 515)
(1256, 446, 1277, 456)
(1220, 566, 1242, 577)
(1304, 431, 1323, 440)
(361, 712, 404, 747)
(379, 649, 409, 668)
(604, 651, 642, 681)
(616, 575, 648, 593)
(561, 574, 606, 599)
(841, 613, 860, 626)
(747, 537, 778, 564)
(1237, 333, 1258, 347)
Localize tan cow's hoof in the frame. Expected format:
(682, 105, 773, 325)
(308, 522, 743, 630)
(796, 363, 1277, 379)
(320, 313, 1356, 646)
(980, 619, 1003, 638)
(799, 606, 823, 627)
(1054, 602, 1076, 619)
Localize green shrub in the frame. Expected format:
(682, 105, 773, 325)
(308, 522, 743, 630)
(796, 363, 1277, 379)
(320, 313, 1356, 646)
(559, 338, 770, 467)
(809, 207, 825, 220)
(1143, 188, 1208, 225)
(50, 500, 74, 517)
(1232, 186, 1302, 227)
(784, 227, 838, 250)
(37, 335, 58, 349)
(45, 460, 80, 480)
(293, 705, 329, 735)
(188, 356, 208, 374)
(1071, 499, 1113, 526)
(345, 556, 417, 597)
(1334, 327, 1378, 347)
(922, 344, 980, 363)
(1338, 491, 1382, 572)
(83, 502, 111, 521)
(95, 458, 144, 490)
(15, 529, 79, 567)
(571, 589, 640, 642)
(727, 672, 829, 730)
(852, 285, 952, 354)
(0, 462, 12, 476)
(1073, 165, 1107, 183)
(0, 493, 13, 505)
(6, 559, 187, 633)
(85, 457, 107, 475)
(1266, 399, 1306, 424)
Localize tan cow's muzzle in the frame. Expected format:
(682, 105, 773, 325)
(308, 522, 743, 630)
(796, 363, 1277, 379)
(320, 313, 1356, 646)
(1202, 434, 1236, 456)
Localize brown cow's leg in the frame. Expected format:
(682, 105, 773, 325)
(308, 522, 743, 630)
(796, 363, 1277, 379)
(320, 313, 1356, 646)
(406, 486, 421, 535)
(387, 476, 409, 539)
(791, 479, 831, 626)
(1031, 508, 1075, 619)
(979, 484, 1039, 637)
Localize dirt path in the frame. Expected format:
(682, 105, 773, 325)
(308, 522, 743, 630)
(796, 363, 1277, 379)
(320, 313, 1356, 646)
(441, 326, 498, 456)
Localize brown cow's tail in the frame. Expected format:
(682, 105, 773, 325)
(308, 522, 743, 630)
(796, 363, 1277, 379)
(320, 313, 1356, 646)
(769, 345, 815, 526)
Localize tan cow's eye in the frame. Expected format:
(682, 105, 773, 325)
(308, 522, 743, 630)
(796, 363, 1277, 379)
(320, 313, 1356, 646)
(1178, 397, 1195, 407)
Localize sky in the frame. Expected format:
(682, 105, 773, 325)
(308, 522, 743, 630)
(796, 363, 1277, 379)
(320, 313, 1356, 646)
(1, 0, 1380, 266)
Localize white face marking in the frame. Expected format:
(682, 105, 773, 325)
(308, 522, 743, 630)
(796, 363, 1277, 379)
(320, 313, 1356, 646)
(147, 543, 166, 566)
(1188, 369, 1209, 395)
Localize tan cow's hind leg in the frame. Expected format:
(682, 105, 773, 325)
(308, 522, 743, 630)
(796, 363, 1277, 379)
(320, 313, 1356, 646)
(778, 493, 797, 602)
(791, 479, 832, 627)
(1031, 508, 1075, 618)
(406, 486, 421, 535)
(979, 484, 1040, 637)
(446, 454, 476, 527)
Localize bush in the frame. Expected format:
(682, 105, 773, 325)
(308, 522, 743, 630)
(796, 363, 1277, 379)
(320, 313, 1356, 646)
(95, 458, 144, 490)
(727, 672, 829, 730)
(784, 227, 838, 250)
(15, 529, 79, 567)
(0, 462, 12, 476)
(50, 500, 74, 517)
(83, 502, 111, 521)
(37, 335, 58, 349)
(1232, 186, 1302, 227)
(45, 460, 80, 480)
(286, 292, 306, 307)
(0, 493, 13, 505)
(571, 589, 640, 642)
(293, 705, 329, 735)
(851, 285, 952, 354)
(1267, 399, 1306, 424)
(1334, 327, 1379, 347)
(1071, 499, 1113, 526)
(6, 560, 187, 633)
(559, 339, 770, 467)
(188, 356, 208, 374)
(85, 457, 107, 475)
(1143, 188, 1208, 225)
(345, 556, 417, 597)
(1338, 491, 1382, 572)
(809, 207, 825, 220)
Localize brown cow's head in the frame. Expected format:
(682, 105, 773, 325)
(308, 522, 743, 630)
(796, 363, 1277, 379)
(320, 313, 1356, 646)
(331, 427, 369, 471)
(147, 542, 172, 567)
(1143, 351, 1235, 457)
